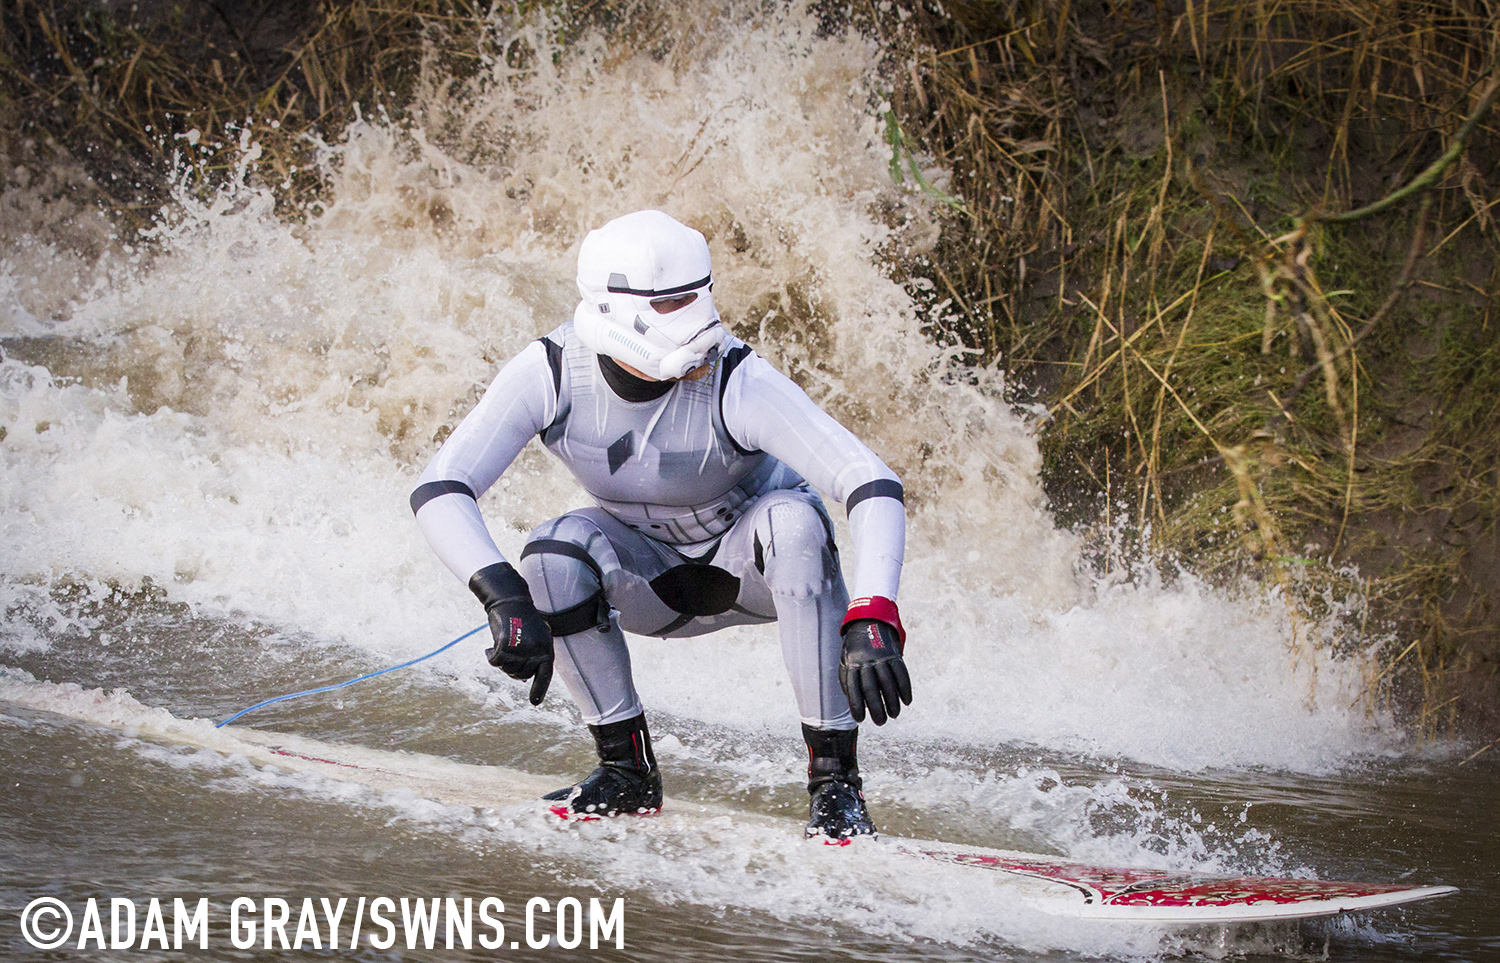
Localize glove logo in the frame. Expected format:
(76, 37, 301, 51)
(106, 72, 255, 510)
(866, 625, 884, 650)
(508, 616, 524, 648)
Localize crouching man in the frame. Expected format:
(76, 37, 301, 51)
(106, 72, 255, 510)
(411, 210, 911, 838)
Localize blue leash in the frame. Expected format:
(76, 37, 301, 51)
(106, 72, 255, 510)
(216, 624, 487, 728)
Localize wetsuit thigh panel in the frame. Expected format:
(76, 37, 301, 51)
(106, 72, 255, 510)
(518, 510, 675, 725)
(722, 490, 854, 728)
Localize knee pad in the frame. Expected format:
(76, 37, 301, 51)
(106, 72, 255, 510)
(520, 516, 612, 636)
(754, 496, 838, 598)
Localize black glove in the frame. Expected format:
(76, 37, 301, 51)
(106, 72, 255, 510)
(838, 597, 912, 726)
(469, 562, 553, 706)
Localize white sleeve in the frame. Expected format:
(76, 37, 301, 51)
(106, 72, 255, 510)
(411, 340, 558, 583)
(723, 354, 905, 601)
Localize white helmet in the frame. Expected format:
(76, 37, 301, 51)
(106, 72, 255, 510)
(573, 210, 726, 381)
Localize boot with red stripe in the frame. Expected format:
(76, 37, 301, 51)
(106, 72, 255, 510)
(803, 723, 875, 841)
(545, 713, 663, 819)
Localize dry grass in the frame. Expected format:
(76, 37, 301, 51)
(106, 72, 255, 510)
(889, 0, 1500, 733)
(0, 0, 527, 222)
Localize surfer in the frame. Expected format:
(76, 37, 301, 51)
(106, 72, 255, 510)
(410, 210, 910, 839)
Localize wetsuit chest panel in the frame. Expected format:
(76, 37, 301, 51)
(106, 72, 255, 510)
(549, 361, 747, 503)
(542, 327, 790, 543)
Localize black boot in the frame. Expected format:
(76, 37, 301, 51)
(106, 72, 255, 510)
(544, 713, 663, 819)
(803, 724, 876, 840)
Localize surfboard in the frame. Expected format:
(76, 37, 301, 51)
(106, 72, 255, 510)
(905, 848, 1457, 922)
(0, 674, 1458, 924)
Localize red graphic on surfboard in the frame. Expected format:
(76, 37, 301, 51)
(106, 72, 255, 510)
(914, 850, 1457, 920)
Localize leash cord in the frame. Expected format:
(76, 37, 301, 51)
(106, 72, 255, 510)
(216, 623, 487, 728)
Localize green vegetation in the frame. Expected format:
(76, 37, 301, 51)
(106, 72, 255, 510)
(3, 0, 1498, 735)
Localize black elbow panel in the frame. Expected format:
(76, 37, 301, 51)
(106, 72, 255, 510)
(409, 479, 477, 515)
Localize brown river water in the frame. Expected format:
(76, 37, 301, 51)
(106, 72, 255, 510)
(0, 602, 1495, 961)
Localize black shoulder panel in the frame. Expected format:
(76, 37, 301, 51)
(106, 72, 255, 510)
(538, 337, 568, 439)
(716, 344, 758, 456)
(540, 337, 563, 396)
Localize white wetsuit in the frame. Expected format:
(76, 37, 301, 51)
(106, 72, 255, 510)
(412, 322, 905, 728)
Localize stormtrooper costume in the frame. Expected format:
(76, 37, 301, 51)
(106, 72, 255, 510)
(411, 211, 911, 838)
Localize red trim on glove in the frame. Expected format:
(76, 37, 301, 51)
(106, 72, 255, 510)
(842, 596, 906, 646)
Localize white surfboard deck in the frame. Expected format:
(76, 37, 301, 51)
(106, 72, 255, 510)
(0, 675, 1458, 924)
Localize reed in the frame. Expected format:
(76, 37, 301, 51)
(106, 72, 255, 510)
(0, 0, 525, 222)
(891, 0, 1500, 732)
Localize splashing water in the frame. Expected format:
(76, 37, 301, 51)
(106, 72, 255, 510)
(0, 3, 1394, 771)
